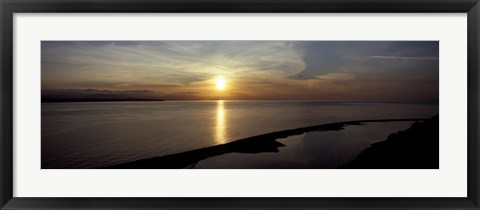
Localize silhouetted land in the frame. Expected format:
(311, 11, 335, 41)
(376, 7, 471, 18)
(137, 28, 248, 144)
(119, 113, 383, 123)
(103, 117, 431, 169)
(343, 115, 439, 169)
(42, 98, 165, 103)
(41, 89, 165, 102)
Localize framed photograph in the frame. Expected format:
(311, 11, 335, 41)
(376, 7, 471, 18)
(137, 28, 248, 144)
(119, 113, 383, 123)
(1, 0, 479, 209)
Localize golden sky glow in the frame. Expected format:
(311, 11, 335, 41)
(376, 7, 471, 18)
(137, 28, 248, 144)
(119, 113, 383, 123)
(41, 41, 439, 101)
(215, 76, 226, 90)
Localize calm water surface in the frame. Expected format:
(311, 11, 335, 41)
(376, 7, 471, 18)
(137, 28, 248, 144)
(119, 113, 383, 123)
(41, 100, 438, 169)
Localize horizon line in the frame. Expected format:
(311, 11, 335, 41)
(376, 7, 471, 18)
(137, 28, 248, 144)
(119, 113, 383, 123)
(41, 98, 439, 103)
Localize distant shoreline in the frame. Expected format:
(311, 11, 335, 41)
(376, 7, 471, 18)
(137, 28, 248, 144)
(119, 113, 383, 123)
(99, 117, 430, 169)
(41, 99, 439, 103)
(41, 98, 166, 103)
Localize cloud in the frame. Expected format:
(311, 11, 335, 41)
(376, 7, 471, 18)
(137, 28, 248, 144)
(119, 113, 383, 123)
(368, 56, 439, 60)
(42, 41, 304, 88)
(289, 41, 439, 81)
(42, 89, 163, 100)
(316, 73, 356, 81)
(42, 41, 439, 101)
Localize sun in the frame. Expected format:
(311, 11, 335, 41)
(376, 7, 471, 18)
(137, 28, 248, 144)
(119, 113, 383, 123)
(215, 76, 226, 90)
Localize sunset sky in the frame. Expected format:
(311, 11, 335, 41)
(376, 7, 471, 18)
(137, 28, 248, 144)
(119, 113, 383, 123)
(41, 41, 439, 101)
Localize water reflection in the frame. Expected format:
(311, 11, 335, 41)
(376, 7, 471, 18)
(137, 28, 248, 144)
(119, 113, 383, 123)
(215, 100, 227, 144)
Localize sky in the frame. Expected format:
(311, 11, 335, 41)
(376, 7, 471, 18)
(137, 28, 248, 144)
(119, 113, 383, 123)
(41, 41, 439, 101)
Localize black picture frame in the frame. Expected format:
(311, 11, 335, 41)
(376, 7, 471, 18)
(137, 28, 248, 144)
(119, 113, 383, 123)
(1, 0, 479, 209)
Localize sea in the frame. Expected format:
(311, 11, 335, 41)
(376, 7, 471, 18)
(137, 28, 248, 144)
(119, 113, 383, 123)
(41, 100, 438, 169)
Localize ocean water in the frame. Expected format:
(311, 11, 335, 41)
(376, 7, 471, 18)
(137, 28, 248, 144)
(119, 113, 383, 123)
(41, 100, 438, 169)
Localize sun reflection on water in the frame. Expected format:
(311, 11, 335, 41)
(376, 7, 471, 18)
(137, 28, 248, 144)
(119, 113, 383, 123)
(215, 100, 227, 144)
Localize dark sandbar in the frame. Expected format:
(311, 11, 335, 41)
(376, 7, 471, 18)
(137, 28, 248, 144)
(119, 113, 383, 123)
(102, 118, 430, 169)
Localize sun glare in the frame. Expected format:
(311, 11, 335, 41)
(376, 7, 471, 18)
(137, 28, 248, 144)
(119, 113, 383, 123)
(215, 76, 226, 90)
